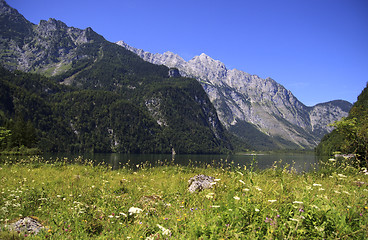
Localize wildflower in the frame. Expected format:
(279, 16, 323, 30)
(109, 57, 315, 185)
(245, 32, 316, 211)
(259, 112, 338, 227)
(299, 208, 304, 212)
(239, 180, 246, 184)
(319, 188, 325, 191)
(313, 184, 322, 187)
(120, 212, 127, 217)
(328, 158, 336, 162)
(255, 208, 260, 212)
(255, 187, 262, 191)
(157, 224, 171, 235)
(242, 188, 250, 192)
(233, 196, 240, 200)
(128, 207, 143, 215)
(268, 200, 277, 203)
(334, 190, 341, 194)
(206, 193, 214, 199)
(338, 174, 347, 178)
(293, 201, 303, 204)
(211, 205, 220, 208)
(214, 178, 221, 181)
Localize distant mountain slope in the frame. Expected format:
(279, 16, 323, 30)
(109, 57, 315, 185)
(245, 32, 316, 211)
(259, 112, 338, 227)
(0, 0, 231, 154)
(117, 41, 352, 150)
(316, 83, 368, 163)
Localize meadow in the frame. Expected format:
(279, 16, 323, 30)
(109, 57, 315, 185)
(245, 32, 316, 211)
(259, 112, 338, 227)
(0, 156, 367, 239)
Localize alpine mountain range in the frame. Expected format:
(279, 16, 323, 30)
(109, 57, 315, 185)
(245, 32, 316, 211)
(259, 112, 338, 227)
(0, 0, 351, 152)
(117, 41, 352, 150)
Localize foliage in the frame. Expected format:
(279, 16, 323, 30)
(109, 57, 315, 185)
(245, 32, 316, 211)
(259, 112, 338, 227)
(317, 83, 368, 167)
(0, 64, 232, 154)
(0, 157, 367, 239)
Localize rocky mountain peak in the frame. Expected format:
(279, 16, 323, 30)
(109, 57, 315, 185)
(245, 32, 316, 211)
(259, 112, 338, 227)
(117, 41, 352, 149)
(0, 0, 12, 14)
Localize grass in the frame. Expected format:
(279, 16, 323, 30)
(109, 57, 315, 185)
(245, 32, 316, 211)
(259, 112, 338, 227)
(0, 156, 367, 239)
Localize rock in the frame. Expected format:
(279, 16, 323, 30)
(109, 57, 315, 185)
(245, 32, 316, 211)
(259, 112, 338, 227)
(5, 217, 45, 235)
(188, 174, 215, 193)
(168, 68, 180, 78)
(117, 41, 352, 149)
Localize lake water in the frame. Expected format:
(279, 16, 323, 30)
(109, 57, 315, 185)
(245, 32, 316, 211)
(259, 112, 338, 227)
(38, 152, 321, 173)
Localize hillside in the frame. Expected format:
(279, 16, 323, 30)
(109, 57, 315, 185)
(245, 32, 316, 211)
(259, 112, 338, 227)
(0, 0, 231, 154)
(117, 41, 352, 150)
(316, 82, 368, 165)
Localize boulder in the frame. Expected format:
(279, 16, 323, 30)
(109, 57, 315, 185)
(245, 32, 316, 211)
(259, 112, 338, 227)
(6, 217, 45, 235)
(188, 174, 215, 193)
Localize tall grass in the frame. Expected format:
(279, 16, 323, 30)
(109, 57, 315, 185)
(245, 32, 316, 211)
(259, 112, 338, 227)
(0, 156, 367, 239)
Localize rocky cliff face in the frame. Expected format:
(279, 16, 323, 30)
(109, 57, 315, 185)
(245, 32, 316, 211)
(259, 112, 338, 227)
(0, 0, 232, 153)
(117, 41, 352, 149)
(0, 0, 100, 76)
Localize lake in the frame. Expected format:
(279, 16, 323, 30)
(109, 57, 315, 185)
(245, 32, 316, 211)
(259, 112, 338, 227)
(37, 152, 321, 173)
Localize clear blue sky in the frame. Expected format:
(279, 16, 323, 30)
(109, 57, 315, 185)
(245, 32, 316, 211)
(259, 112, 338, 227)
(7, 0, 368, 106)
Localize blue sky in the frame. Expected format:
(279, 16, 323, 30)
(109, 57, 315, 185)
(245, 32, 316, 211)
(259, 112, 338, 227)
(7, 0, 368, 106)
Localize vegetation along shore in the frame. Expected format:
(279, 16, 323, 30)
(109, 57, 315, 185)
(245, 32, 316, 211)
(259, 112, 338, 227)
(0, 156, 367, 239)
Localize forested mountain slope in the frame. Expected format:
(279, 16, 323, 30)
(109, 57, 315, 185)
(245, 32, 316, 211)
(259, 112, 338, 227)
(117, 41, 352, 150)
(0, 0, 231, 154)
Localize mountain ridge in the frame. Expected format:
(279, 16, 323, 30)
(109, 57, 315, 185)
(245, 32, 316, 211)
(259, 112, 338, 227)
(0, 0, 232, 154)
(116, 40, 352, 149)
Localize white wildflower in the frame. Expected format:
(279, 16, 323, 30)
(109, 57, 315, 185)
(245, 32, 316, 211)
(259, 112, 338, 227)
(255, 208, 260, 212)
(211, 205, 220, 208)
(328, 158, 336, 162)
(214, 179, 221, 182)
(337, 174, 347, 178)
(157, 224, 171, 235)
(268, 200, 277, 203)
(334, 190, 341, 194)
(205, 193, 214, 199)
(293, 201, 303, 204)
(242, 188, 250, 192)
(239, 180, 246, 185)
(120, 212, 127, 217)
(128, 207, 143, 215)
(233, 196, 240, 200)
(343, 191, 351, 195)
(319, 188, 325, 191)
(313, 184, 322, 187)
(255, 187, 262, 191)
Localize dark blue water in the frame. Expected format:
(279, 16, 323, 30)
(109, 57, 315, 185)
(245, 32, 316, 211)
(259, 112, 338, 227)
(38, 152, 320, 172)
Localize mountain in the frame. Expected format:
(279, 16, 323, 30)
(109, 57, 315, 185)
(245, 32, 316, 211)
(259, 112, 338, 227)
(117, 41, 352, 150)
(316, 82, 368, 164)
(0, 0, 231, 154)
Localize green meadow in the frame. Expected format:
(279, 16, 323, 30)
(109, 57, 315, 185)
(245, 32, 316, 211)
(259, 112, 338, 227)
(0, 156, 367, 239)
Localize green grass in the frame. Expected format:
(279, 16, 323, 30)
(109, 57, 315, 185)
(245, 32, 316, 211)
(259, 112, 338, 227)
(0, 156, 367, 239)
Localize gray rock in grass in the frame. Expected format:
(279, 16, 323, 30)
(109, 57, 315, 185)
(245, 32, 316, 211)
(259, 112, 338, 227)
(188, 174, 215, 193)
